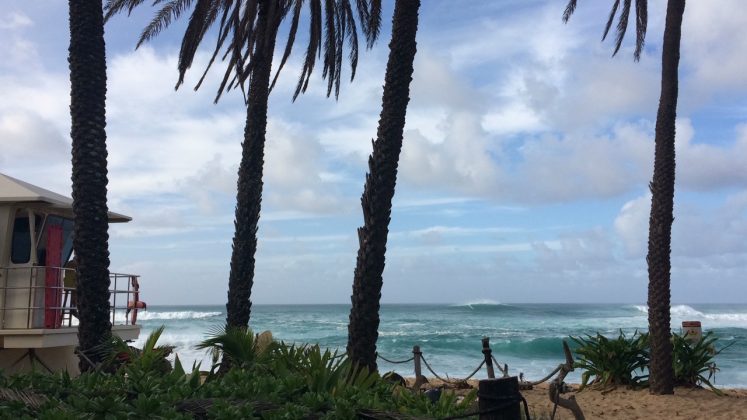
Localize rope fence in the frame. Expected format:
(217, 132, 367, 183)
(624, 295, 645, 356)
(375, 336, 566, 390)
(375, 338, 585, 420)
(376, 353, 415, 364)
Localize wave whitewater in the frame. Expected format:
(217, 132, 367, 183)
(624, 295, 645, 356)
(138, 311, 222, 321)
(631, 305, 747, 326)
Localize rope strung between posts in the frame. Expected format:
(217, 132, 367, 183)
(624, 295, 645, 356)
(490, 355, 509, 376)
(376, 353, 415, 364)
(420, 354, 485, 384)
(524, 364, 562, 386)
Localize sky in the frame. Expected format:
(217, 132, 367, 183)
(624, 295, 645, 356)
(1, 0, 746, 305)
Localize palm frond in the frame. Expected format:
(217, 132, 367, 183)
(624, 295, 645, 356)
(566, 0, 646, 61)
(611, 0, 632, 57)
(294, 0, 323, 100)
(321, 0, 338, 97)
(137, 0, 195, 48)
(634, 0, 647, 61)
(175, 0, 224, 89)
(365, 0, 381, 47)
(602, 0, 621, 41)
(109, 0, 378, 102)
(270, 0, 303, 92)
(194, 1, 234, 91)
(562, 0, 578, 23)
(103, 0, 149, 22)
(343, 0, 360, 81)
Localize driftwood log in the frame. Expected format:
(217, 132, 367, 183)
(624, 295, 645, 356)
(548, 341, 585, 420)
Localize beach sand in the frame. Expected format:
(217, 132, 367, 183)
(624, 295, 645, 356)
(521, 383, 747, 419)
(409, 378, 747, 419)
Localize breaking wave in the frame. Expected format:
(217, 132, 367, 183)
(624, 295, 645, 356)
(137, 311, 222, 321)
(631, 305, 747, 326)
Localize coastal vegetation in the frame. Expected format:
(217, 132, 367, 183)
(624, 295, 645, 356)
(0, 328, 477, 418)
(571, 330, 730, 393)
(50, 1, 736, 417)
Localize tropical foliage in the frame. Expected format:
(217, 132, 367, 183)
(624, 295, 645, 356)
(104, 0, 382, 331)
(0, 328, 476, 418)
(672, 332, 734, 393)
(572, 330, 732, 393)
(571, 330, 650, 391)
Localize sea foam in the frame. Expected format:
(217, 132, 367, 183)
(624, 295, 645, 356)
(452, 299, 503, 309)
(631, 304, 747, 327)
(137, 311, 222, 321)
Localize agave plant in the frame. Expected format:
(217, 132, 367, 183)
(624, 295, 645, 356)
(571, 330, 650, 391)
(295, 345, 380, 395)
(97, 325, 174, 375)
(196, 326, 276, 375)
(672, 331, 734, 394)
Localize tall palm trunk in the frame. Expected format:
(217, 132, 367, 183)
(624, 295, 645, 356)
(347, 0, 420, 373)
(225, 1, 280, 329)
(68, 0, 112, 370)
(647, 0, 685, 395)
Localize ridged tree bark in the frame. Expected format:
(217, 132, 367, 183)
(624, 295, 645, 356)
(347, 0, 420, 373)
(225, 1, 280, 329)
(68, 0, 112, 370)
(647, 0, 685, 395)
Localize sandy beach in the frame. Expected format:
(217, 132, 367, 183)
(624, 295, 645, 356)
(521, 383, 747, 419)
(411, 378, 747, 419)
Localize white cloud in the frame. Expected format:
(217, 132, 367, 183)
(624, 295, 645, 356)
(614, 189, 747, 260)
(0, 12, 32, 29)
(683, 0, 747, 95)
(400, 111, 503, 196)
(676, 119, 747, 190)
(614, 194, 651, 258)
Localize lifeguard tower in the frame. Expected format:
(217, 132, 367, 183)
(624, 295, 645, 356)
(0, 173, 144, 375)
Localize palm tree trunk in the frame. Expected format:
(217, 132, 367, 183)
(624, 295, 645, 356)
(347, 0, 420, 373)
(68, 0, 112, 370)
(225, 1, 280, 329)
(647, 0, 685, 395)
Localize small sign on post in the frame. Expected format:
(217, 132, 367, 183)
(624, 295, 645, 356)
(682, 321, 702, 343)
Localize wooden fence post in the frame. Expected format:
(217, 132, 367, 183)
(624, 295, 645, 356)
(482, 337, 496, 379)
(412, 345, 425, 390)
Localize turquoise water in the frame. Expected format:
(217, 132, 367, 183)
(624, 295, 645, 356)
(132, 303, 747, 388)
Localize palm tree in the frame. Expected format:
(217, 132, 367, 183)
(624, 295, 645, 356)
(347, 0, 420, 373)
(105, 0, 381, 329)
(564, 0, 686, 394)
(68, 0, 113, 370)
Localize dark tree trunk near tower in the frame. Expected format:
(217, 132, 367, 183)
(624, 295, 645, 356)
(347, 0, 420, 373)
(68, 0, 113, 370)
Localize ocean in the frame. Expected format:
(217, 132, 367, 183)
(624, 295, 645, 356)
(130, 302, 747, 388)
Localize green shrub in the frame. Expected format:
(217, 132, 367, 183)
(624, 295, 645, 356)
(0, 327, 477, 418)
(572, 329, 733, 394)
(672, 331, 733, 394)
(570, 330, 649, 390)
